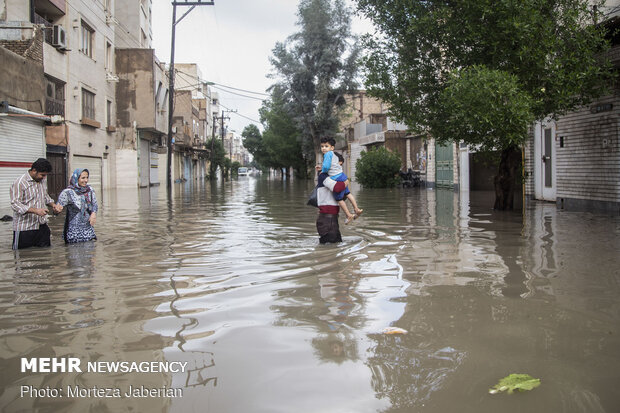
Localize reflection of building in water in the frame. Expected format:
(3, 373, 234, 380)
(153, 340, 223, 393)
(397, 189, 514, 297)
(5, 248, 174, 412)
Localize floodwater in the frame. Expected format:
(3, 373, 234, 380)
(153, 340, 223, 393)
(0, 177, 619, 413)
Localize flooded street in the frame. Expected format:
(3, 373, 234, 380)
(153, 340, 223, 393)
(1, 177, 619, 413)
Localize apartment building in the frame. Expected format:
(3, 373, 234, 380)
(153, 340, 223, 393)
(2, 0, 118, 199)
(173, 63, 219, 181)
(115, 48, 169, 187)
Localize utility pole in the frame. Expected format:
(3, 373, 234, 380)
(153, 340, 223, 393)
(219, 108, 236, 147)
(166, 0, 215, 190)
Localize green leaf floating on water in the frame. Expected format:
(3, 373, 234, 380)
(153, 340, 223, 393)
(489, 374, 541, 394)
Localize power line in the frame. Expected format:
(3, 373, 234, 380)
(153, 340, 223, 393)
(175, 68, 269, 97)
(219, 102, 261, 125)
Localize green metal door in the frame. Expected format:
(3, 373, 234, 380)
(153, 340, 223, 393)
(435, 142, 453, 188)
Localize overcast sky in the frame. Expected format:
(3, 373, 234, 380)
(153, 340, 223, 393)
(151, 0, 374, 135)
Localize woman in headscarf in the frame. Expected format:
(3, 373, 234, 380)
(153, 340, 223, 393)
(57, 168, 98, 243)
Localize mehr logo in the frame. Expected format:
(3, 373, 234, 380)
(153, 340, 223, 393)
(21, 358, 82, 373)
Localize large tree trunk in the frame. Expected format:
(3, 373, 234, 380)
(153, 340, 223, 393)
(493, 145, 522, 210)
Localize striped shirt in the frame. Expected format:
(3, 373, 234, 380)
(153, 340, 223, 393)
(10, 172, 53, 231)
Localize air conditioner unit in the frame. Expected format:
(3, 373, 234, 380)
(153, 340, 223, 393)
(105, 73, 119, 82)
(52, 25, 67, 49)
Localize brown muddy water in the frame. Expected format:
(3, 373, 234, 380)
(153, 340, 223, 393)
(0, 177, 619, 413)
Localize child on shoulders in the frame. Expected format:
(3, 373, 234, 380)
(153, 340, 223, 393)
(315, 137, 363, 224)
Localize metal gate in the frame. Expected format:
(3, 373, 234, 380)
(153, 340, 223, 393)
(435, 142, 454, 188)
(0, 116, 46, 216)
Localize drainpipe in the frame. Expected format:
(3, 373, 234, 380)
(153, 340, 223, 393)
(30, 0, 35, 23)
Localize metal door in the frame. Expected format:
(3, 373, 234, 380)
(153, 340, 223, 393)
(46, 152, 67, 201)
(435, 142, 454, 188)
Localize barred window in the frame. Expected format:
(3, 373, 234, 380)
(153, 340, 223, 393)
(82, 89, 95, 120)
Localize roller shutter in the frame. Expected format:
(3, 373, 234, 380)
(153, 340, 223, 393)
(72, 156, 102, 200)
(0, 116, 46, 216)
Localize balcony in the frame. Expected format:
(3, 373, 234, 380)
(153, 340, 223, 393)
(45, 97, 64, 116)
(34, 0, 66, 19)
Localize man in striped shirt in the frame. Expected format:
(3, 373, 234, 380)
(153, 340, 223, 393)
(10, 158, 63, 250)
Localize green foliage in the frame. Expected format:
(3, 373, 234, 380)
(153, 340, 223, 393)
(222, 157, 232, 179)
(243, 87, 312, 178)
(231, 161, 241, 177)
(241, 124, 265, 162)
(489, 374, 541, 395)
(270, 0, 360, 162)
(357, 0, 614, 147)
(207, 137, 227, 179)
(433, 66, 535, 152)
(260, 86, 310, 178)
(355, 146, 401, 188)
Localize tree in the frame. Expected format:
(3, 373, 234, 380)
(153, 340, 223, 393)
(231, 161, 241, 177)
(242, 88, 313, 178)
(259, 86, 310, 178)
(270, 0, 360, 165)
(357, 0, 614, 209)
(241, 124, 269, 168)
(207, 137, 227, 179)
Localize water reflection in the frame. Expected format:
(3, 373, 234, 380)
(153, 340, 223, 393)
(0, 179, 619, 412)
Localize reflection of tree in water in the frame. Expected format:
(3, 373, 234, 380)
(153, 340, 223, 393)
(311, 333, 359, 364)
(271, 269, 366, 363)
(367, 333, 466, 411)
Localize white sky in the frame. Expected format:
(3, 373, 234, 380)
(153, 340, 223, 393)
(151, 0, 374, 134)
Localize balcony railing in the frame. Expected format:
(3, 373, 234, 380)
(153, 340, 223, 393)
(45, 97, 65, 116)
(33, 14, 54, 45)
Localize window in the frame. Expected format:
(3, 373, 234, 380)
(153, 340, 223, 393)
(80, 20, 94, 58)
(106, 99, 112, 127)
(105, 40, 112, 71)
(82, 89, 95, 120)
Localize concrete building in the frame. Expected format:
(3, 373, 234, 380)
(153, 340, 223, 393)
(3, 0, 119, 200)
(115, 0, 153, 49)
(115, 48, 168, 188)
(0, 21, 51, 215)
(172, 63, 219, 181)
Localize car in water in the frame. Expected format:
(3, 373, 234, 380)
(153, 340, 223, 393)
(238, 167, 249, 176)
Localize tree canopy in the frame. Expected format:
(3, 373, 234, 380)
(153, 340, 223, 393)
(241, 87, 309, 178)
(207, 137, 227, 179)
(270, 0, 360, 162)
(357, 0, 614, 148)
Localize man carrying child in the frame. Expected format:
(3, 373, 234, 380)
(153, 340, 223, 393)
(315, 137, 363, 224)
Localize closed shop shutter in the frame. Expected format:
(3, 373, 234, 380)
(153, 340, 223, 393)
(0, 116, 46, 216)
(150, 142, 159, 185)
(72, 156, 102, 200)
(139, 138, 150, 187)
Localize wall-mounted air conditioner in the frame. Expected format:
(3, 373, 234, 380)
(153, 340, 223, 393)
(52, 25, 67, 49)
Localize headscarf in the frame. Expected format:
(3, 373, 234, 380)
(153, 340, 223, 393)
(69, 168, 94, 214)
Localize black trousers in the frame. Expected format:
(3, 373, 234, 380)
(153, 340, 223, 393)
(12, 224, 51, 250)
(316, 213, 342, 244)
